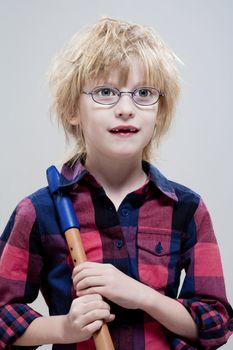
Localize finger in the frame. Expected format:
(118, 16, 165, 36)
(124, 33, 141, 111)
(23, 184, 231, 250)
(76, 276, 105, 291)
(105, 314, 115, 322)
(73, 262, 101, 276)
(76, 287, 104, 298)
(72, 264, 106, 283)
(73, 267, 102, 286)
(76, 293, 103, 304)
(82, 300, 111, 315)
(83, 319, 103, 335)
(72, 295, 111, 313)
(82, 308, 111, 327)
(74, 294, 103, 304)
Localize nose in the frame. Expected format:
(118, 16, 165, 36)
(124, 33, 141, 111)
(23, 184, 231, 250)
(114, 93, 135, 119)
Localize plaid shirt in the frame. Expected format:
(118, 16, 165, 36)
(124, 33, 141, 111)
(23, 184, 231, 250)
(0, 161, 232, 350)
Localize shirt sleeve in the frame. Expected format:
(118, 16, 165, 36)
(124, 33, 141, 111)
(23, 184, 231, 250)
(0, 198, 43, 348)
(175, 197, 233, 349)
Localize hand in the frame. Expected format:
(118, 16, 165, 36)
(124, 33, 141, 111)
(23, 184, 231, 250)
(63, 294, 115, 344)
(72, 262, 149, 309)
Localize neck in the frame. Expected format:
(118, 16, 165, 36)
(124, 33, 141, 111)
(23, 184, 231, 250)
(85, 155, 147, 209)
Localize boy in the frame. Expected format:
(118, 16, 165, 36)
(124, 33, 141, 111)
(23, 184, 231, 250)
(0, 17, 232, 349)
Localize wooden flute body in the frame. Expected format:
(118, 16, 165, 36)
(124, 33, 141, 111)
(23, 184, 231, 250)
(65, 228, 115, 350)
(46, 165, 114, 350)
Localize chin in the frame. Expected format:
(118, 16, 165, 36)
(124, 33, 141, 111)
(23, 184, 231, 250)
(109, 150, 142, 161)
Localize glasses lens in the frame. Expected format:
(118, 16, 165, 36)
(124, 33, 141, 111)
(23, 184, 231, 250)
(133, 87, 160, 105)
(92, 87, 119, 105)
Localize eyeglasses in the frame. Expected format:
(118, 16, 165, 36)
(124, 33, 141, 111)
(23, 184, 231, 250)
(82, 86, 164, 106)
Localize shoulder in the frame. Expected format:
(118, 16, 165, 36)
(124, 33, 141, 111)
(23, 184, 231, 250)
(28, 186, 53, 209)
(12, 187, 59, 235)
(145, 161, 201, 205)
(8, 187, 53, 221)
(27, 187, 59, 232)
(1, 187, 53, 243)
(169, 180, 201, 204)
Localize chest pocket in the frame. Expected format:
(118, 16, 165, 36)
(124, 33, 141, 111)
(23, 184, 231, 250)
(136, 227, 181, 290)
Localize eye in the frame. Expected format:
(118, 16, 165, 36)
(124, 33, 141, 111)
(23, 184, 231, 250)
(136, 88, 152, 97)
(94, 87, 117, 97)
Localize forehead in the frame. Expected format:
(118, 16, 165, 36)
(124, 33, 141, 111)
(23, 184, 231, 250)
(87, 57, 149, 88)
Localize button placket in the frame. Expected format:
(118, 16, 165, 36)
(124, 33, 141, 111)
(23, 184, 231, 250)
(115, 239, 124, 249)
(121, 208, 129, 217)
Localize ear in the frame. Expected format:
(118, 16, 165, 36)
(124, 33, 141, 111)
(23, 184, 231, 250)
(68, 108, 80, 126)
(69, 115, 79, 126)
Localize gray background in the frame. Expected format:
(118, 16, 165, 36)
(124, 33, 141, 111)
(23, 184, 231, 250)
(0, 0, 232, 348)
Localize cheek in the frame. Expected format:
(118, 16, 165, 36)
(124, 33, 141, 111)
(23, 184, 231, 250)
(143, 113, 158, 144)
(81, 119, 104, 146)
(148, 110, 158, 131)
(146, 126, 156, 143)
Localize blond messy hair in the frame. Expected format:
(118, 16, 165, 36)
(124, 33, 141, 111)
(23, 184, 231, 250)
(48, 17, 181, 163)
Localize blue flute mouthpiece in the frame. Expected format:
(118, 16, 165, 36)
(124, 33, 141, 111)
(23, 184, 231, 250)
(46, 165, 80, 233)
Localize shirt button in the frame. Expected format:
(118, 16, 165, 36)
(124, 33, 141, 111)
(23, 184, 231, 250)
(155, 242, 163, 254)
(121, 208, 129, 216)
(116, 240, 124, 249)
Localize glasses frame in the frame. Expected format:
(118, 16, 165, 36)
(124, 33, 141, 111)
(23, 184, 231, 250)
(82, 86, 165, 106)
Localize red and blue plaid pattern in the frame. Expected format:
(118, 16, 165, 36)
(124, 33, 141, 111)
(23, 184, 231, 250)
(0, 304, 40, 349)
(0, 161, 232, 349)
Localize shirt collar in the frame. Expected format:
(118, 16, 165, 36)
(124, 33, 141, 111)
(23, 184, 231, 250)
(59, 160, 88, 187)
(142, 161, 178, 202)
(58, 160, 178, 202)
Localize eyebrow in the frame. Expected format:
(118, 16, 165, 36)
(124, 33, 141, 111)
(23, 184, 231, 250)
(97, 81, 150, 88)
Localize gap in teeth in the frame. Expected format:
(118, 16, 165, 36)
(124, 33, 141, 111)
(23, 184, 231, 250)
(112, 128, 136, 132)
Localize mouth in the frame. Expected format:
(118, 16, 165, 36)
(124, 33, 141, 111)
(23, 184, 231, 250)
(109, 126, 139, 135)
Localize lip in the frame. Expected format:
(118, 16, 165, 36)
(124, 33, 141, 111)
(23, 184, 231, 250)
(109, 125, 140, 135)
